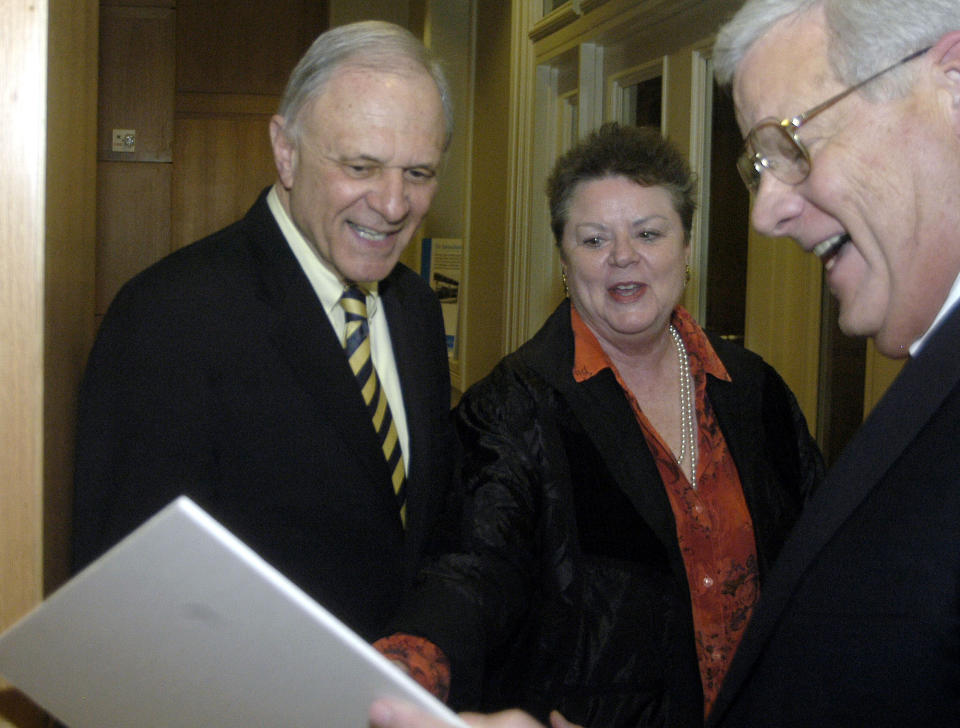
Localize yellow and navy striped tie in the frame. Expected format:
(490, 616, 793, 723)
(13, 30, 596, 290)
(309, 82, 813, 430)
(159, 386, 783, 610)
(339, 285, 407, 525)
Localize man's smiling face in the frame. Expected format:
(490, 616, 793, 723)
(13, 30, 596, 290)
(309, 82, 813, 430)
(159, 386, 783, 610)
(271, 63, 446, 285)
(734, 8, 960, 356)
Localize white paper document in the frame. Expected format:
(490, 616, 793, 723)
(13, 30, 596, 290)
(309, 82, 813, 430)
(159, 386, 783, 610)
(0, 496, 468, 728)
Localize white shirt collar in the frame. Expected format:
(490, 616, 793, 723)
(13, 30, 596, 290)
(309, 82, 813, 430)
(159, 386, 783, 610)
(909, 271, 960, 356)
(265, 185, 380, 317)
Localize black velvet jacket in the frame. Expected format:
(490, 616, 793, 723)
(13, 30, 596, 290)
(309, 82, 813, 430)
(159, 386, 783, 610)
(394, 299, 823, 727)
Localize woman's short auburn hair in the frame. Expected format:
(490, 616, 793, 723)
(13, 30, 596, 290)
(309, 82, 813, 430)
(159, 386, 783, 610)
(546, 122, 696, 246)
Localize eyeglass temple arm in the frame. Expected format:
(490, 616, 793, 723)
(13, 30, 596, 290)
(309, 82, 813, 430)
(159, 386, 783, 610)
(789, 45, 932, 128)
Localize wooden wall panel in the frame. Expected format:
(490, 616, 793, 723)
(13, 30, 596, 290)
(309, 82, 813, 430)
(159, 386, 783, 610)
(97, 6, 174, 161)
(2, 0, 96, 723)
(46, 0, 99, 597)
(2, 0, 48, 641)
(744, 229, 823, 430)
(170, 1, 327, 252)
(96, 162, 172, 314)
(102, 0, 172, 5)
(176, 0, 326, 95)
(462, 0, 509, 389)
(329, 0, 409, 29)
(172, 115, 277, 249)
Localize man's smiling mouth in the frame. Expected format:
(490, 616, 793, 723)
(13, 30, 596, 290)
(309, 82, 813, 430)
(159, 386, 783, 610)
(813, 232, 851, 266)
(349, 222, 393, 241)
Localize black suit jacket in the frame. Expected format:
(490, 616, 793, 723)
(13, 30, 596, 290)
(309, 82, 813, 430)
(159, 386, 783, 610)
(72, 188, 459, 641)
(708, 305, 960, 727)
(394, 300, 823, 726)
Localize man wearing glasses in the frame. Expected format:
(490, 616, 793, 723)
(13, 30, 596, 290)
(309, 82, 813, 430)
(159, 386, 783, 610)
(369, 1, 960, 726)
(706, 1, 960, 724)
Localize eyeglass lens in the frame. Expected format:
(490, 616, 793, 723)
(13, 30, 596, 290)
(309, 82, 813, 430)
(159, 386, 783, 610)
(739, 121, 812, 192)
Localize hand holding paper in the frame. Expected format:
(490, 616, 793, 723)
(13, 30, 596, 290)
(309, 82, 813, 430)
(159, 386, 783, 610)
(369, 699, 584, 728)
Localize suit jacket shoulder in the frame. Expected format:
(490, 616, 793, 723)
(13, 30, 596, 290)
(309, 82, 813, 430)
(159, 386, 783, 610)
(709, 306, 960, 727)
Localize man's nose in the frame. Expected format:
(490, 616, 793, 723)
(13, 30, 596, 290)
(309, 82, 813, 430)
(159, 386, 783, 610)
(367, 169, 410, 223)
(750, 173, 804, 240)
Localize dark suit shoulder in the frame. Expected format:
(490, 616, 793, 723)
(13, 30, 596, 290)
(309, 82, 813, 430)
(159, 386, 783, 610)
(380, 261, 440, 308)
(112, 190, 289, 310)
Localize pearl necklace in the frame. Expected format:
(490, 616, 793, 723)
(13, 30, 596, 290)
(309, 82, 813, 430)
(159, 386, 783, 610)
(669, 325, 697, 490)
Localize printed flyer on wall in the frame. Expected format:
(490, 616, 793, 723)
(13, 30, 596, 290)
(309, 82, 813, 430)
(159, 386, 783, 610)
(420, 237, 462, 359)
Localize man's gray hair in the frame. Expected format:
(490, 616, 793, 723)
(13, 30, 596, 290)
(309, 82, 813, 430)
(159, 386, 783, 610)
(277, 20, 453, 149)
(714, 0, 960, 100)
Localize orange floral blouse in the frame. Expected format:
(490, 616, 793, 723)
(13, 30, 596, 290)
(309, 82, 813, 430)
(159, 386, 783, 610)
(571, 305, 759, 717)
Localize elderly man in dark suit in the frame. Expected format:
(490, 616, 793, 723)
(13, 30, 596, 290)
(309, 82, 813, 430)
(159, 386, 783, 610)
(369, 0, 960, 726)
(704, 1, 960, 724)
(72, 20, 458, 643)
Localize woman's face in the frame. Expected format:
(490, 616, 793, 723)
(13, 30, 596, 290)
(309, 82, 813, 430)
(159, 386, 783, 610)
(561, 175, 688, 352)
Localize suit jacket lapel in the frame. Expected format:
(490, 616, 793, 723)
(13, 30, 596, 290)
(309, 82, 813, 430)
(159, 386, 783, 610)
(243, 193, 398, 502)
(271, 276, 395, 486)
(530, 302, 686, 581)
(564, 371, 682, 556)
(710, 304, 960, 725)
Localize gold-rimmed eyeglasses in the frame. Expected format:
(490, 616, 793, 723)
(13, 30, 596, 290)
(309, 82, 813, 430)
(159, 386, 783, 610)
(737, 46, 932, 194)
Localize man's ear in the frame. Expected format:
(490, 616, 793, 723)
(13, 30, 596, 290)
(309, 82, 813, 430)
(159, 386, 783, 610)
(269, 115, 296, 189)
(932, 31, 960, 113)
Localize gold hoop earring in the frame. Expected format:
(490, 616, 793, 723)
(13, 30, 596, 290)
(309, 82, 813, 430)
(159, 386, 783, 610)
(561, 268, 569, 297)
(684, 264, 691, 285)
